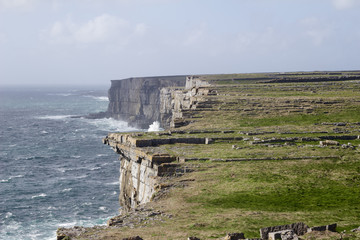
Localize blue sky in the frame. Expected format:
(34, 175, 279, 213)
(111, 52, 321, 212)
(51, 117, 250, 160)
(0, 0, 359, 86)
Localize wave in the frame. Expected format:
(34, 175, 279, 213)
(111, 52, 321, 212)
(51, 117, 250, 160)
(84, 95, 109, 101)
(57, 221, 77, 228)
(61, 188, 72, 193)
(31, 193, 47, 199)
(74, 175, 87, 179)
(5, 212, 13, 218)
(90, 166, 101, 171)
(97, 154, 109, 157)
(105, 181, 119, 185)
(148, 121, 163, 132)
(36, 115, 75, 120)
(2, 175, 24, 182)
(85, 118, 138, 132)
(47, 93, 74, 97)
(99, 206, 107, 212)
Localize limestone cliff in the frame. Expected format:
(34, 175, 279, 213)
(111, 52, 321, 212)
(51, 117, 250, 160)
(102, 133, 181, 211)
(103, 76, 213, 211)
(107, 75, 186, 129)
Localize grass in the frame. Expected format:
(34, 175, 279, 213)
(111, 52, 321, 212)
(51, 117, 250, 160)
(75, 72, 360, 239)
(83, 158, 360, 239)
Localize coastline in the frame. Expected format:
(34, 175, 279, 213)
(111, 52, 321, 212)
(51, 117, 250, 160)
(57, 71, 360, 239)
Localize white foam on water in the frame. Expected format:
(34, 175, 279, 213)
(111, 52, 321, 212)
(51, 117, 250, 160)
(105, 181, 119, 185)
(147, 121, 163, 132)
(11, 175, 24, 179)
(37, 115, 74, 120)
(97, 154, 108, 157)
(57, 168, 66, 173)
(85, 118, 138, 132)
(47, 93, 74, 97)
(31, 193, 47, 199)
(90, 166, 101, 171)
(84, 95, 109, 101)
(99, 206, 107, 211)
(61, 188, 72, 192)
(75, 175, 87, 179)
(82, 202, 93, 206)
(57, 221, 77, 228)
(4, 175, 25, 182)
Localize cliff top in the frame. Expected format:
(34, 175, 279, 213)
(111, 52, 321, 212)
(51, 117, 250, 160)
(65, 71, 360, 239)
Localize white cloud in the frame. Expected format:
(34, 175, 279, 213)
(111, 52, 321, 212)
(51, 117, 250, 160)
(0, 0, 36, 9)
(300, 17, 331, 46)
(134, 23, 147, 36)
(42, 14, 146, 45)
(332, 0, 357, 10)
(74, 14, 129, 43)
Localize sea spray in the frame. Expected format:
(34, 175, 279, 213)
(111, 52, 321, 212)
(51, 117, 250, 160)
(147, 121, 163, 132)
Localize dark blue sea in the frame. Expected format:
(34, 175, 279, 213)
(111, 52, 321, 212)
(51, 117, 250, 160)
(0, 86, 137, 240)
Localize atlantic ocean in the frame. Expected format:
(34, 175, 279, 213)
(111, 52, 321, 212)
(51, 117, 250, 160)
(0, 86, 137, 240)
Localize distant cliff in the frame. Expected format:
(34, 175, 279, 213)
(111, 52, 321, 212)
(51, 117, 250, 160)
(106, 76, 187, 129)
(102, 76, 212, 211)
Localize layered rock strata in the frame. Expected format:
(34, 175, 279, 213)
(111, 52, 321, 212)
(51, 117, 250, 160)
(107, 75, 187, 129)
(102, 76, 215, 211)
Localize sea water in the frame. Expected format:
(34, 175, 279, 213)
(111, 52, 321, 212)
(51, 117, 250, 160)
(0, 86, 137, 240)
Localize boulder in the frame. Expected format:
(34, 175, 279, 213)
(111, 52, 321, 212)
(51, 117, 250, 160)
(223, 232, 245, 240)
(122, 237, 143, 240)
(319, 140, 339, 146)
(351, 226, 360, 232)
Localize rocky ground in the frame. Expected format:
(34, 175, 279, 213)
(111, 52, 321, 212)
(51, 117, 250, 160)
(58, 71, 360, 239)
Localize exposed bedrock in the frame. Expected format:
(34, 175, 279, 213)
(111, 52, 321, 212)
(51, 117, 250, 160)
(107, 75, 187, 129)
(103, 133, 180, 212)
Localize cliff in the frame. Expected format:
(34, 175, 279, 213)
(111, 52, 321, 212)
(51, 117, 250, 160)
(101, 75, 213, 212)
(106, 75, 187, 129)
(102, 133, 181, 211)
(57, 71, 360, 239)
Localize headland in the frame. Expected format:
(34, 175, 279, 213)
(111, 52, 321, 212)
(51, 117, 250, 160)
(58, 71, 360, 240)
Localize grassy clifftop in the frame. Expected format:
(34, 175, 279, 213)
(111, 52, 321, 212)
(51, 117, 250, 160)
(70, 71, 360, 239)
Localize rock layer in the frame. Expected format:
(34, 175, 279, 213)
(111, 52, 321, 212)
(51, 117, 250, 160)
(107, 75, 187, 129)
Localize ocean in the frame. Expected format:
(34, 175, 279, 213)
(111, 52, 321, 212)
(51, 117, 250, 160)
(0, 86, 137, 240)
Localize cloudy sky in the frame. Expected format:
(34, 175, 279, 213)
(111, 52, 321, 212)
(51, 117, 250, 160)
(0, 0, 359, 86)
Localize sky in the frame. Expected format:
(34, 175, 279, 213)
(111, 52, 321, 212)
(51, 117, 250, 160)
(0, 0, 359, 86)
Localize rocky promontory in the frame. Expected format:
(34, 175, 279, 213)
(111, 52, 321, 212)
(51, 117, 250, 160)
(58, 71, 360, 239)
(106, 75, 187, 129)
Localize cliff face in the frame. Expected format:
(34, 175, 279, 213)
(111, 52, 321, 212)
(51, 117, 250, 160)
(102, 133, 180, 211)
(103, 76, 212, 211)
(107, 76, 187, 129)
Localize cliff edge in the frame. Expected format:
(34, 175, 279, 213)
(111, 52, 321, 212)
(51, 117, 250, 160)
(58, 71, 360, 240)
(106, 75, 187, 129)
